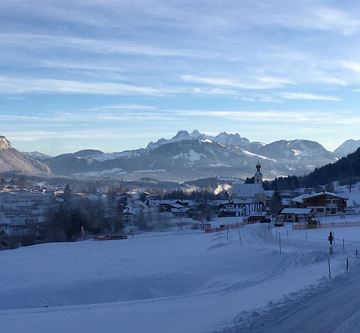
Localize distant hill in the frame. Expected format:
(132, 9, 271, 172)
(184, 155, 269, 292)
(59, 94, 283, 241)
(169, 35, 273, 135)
(267, 147, 360, 190)
(0, 136, 51, 176)
(303, 147, 360, 186)
(23, 151, 52, 161)
(334, 139, 360, 158)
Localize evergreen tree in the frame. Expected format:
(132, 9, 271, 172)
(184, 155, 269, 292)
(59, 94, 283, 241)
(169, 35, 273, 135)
(270, 190, 283, 215)
(64, 184, 72, 202)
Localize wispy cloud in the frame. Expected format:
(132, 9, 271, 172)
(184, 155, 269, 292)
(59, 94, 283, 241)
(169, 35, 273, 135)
(2, 130, 164, 142)
(177, 109, 360, 124)
(280, 92, 341, 102)
(0, 33, 219, 59)
(0, 76, 162, 95)
(314, 76, 348, 86)
(343, 61, 360, 73)
(181, 74, 293, 90)
(313, 7, 360, 35)
(192, 87, 282, 102)
(97, 104, 158, 110)
(37, 61, 126, 73)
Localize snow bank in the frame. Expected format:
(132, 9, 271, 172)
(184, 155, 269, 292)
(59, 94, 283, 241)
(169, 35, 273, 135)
(0, 224, 354, 333)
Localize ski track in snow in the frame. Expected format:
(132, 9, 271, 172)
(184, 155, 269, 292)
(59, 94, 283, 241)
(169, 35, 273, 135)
(0, 224, 358, 333)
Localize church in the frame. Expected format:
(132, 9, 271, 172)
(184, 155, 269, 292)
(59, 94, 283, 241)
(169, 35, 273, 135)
(219, 162, 267, 219)
(232, 161, 265, 199)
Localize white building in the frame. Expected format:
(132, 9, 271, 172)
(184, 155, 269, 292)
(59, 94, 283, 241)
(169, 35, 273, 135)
(219, 163, 267, 219)
(232, 162, 265, 200)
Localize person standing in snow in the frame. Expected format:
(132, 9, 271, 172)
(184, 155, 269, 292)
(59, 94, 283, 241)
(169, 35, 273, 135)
(328, 232, 334, 254)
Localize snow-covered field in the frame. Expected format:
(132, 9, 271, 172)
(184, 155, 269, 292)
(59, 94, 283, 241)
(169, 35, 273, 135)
(0, 223, 358, 333)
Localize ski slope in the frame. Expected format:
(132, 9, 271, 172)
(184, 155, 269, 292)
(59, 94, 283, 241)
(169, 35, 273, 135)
(0, 223, 357, 333)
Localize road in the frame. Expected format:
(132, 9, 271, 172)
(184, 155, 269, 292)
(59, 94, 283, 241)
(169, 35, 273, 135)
(233, 260, 360, 333)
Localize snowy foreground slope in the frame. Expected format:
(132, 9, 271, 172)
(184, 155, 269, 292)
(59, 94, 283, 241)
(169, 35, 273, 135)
(0, 224, 359, 333)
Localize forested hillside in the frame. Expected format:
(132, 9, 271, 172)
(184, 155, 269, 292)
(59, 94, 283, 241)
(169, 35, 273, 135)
(249, 148, 360, 190)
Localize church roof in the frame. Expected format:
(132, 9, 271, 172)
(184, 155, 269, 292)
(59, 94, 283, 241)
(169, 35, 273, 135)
(232, 183, 264, 198)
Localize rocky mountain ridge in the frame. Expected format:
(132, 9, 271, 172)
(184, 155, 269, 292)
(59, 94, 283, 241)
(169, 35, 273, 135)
(2, 132, 358, 180)
(0, 136, 51, 176)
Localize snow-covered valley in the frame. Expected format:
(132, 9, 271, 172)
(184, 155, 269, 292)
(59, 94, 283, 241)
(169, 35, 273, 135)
(1, 222, 359, 333)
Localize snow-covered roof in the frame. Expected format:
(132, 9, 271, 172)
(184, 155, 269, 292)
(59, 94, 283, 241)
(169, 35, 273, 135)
(232, 183, 264, 198)
(282, 198, 293, 206)
(281, 208, 313, 215)
(292, 191, 348, 204)
(158, 200, 179, 205)
(231, 198, 258, 204)
(171, 207, 190, 213)
(170, 203, 185, 209)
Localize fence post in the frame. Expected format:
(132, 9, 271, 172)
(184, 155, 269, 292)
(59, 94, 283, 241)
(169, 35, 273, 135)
(237, 226, 243, 246)
(279, 233, 282, 254)
(346, 258, 349, 271)
(328, 258, 332, 280)
(343, 238, 345, 253)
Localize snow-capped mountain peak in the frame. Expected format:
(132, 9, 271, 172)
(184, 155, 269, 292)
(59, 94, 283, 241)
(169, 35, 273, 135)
(146, 129, 205, 150)
(0, 136, 11, 149)
(213, 132, 250, 147)
(173, 130, 193, 140)
(190, 130, 203, 138)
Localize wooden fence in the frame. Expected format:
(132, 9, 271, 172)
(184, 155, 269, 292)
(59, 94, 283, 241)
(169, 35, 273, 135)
(204, 222, 245, 233)
(293, 221, 360, 230)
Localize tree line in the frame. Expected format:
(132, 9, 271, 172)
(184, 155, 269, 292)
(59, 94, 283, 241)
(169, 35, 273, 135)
(246, 148, 360, 190)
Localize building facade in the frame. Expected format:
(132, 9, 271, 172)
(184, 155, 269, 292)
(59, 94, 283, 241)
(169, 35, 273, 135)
(292, 191, 347, 215)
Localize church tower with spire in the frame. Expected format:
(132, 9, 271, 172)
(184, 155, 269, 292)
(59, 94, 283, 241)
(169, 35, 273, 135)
(254, 161, 263, 185)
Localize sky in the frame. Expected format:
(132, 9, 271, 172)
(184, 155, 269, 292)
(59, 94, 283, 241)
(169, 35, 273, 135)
(1, 0, 360, 155)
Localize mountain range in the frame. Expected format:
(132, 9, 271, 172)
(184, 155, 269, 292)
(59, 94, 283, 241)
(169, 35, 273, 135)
(1, 131, 359, 181)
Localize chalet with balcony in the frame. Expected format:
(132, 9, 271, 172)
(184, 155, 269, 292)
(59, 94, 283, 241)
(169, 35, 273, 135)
(292, 191, 348, 215)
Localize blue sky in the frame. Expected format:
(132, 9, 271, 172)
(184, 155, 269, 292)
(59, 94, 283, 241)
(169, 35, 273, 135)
(1, 0, 360, 155)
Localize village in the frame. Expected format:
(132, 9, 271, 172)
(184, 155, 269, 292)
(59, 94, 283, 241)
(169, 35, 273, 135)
(1, 166, 360, 332)
(1, 162, 359, 248)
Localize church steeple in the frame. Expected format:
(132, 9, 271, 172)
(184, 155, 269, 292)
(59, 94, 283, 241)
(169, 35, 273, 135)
(254, 161, 263, 185)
